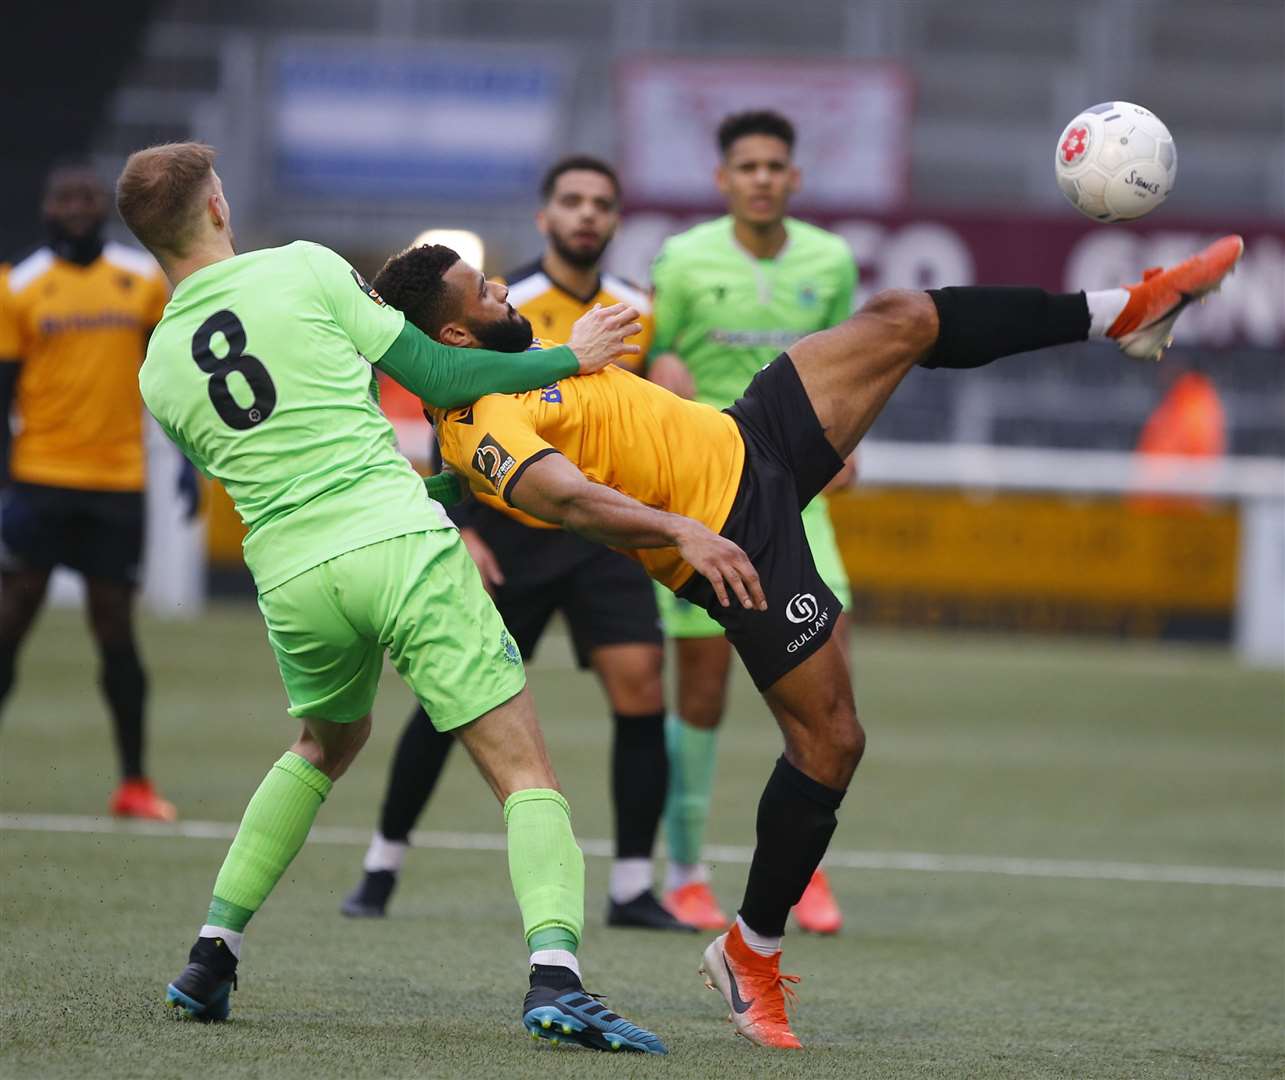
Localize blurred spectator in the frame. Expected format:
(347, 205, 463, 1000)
(0, 160, 197, 820)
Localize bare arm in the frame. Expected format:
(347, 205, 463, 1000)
(508, 451, 766, 611)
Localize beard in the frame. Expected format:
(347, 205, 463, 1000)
(549, 228, 610, 270)
(468, 309, 535, 353)
(44, 216, 105, 266)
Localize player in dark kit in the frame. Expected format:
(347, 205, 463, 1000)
(343, 156, 688, 932)
(372, 232, 1243, 1048)
(0, 161, 196, 820)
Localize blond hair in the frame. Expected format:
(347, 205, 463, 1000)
(115, 142, 218, 259)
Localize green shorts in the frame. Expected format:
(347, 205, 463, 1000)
(257, 529, 525, 730)
(656, 496, 852, 639)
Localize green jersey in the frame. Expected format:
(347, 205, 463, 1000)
(649, 215, 856, 410)
(141, 241, 575, 594)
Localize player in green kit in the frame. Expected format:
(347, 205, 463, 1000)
(114, 142, 672, 1053)
(647, 111, 854, 933)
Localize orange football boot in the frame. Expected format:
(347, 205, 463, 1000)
(699, 921, 803, 1049)
(665, 882, 728, 932)
(792, 868, 843, 934)
(1108, 234, 1244, 361)
(110, 778, 177, 822)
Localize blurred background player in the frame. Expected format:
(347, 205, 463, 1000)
(343, 156, 688, 930)
(646, 111, 857, 932)
(0, 160, 196, 821)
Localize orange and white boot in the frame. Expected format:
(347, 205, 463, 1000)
(665, 881, 728, 932)
(792, 868, 843, 935)
(699, 921, 803, 1049)
(1108, 234, 1244, 361)
(110, 777, 177, 822)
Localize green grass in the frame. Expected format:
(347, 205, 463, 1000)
(2, 606, 1282, 1078)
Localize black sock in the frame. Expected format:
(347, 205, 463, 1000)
(739, 755, 845, 938)
(922, 287, 1090, 369)
(611, 710, 667, 860)
(100, 643, 147, 779)
(378, 706, 454, 843)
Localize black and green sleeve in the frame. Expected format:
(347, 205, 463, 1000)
(374, 323, 577, 409)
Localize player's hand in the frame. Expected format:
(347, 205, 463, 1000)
(459, 527, 505, 594)
(567, 303, 643, 375)
(674, 521, 766, 611)
(647, 352, 696, 400)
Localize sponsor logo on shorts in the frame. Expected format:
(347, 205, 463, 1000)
(786, 593, 819, 624)
(473, 434, 516, 489)
(350, 268, 386, 306)
(500, 629, 520, 665)
(785, 592, 831, 654)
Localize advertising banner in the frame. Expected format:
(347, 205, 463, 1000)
(618, 58, 913, 211)
(273, 43, 566, 199)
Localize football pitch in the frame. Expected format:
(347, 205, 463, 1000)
(2, 605, 1281, 1079)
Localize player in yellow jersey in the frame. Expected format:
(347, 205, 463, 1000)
(373, 232, 1243, 1048)
(344, 157, 688, 931)
(0, 161, 196, 821)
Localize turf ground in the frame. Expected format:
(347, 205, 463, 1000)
(1, 605, 1282, 1079)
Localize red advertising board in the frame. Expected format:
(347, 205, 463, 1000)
(607, 209, 1285, 349)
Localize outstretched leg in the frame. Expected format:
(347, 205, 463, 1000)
(792, 234, 1245, 461)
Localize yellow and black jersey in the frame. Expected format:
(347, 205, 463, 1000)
(429, 363, 745, 592)
(0, 243, 167, 491)
(503, 259, 653, 376)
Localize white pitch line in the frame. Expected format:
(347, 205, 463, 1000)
(1, 812, 1281, 890)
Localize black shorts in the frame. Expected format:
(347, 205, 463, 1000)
(0, 481, 145, 585)
(677, 353, 845, 691)
(465, 503, 661, 668)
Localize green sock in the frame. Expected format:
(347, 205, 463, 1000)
(205, 751, 332, 932)
(663, 713, 719, 867)
(503, 788, 584, 954)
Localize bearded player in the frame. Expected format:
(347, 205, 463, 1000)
(343, 156, 687, 931)
(373, 231, 1243, 1049)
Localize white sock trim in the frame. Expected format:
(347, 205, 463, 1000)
(608, 858, 654, 904)
(665, 861, 709, 892)
(736, 915, 782, 957)
(1086, 288, 1130, 338)
(530, 949, 581, 979)
(199, 926, 243, 959)
(363, 832, 409, 873)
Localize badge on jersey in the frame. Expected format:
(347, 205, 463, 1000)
(473, 434, 516, 490)
(350, 269, 386, 306)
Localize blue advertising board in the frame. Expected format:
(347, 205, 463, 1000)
(273, 43, 566, 199)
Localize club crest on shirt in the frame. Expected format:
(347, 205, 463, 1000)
(473, 434, 516, 489)
(350, 268, 386, 306)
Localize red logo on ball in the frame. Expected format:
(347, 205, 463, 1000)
(1061, 126, 1089, 164)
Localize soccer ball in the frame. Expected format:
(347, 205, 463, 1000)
(1054, 101, 1177, 222)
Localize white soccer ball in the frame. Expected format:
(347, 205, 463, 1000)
(1054, 101, 1177, 222)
